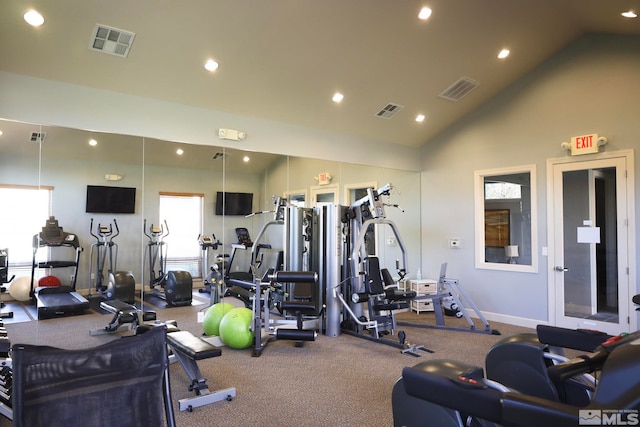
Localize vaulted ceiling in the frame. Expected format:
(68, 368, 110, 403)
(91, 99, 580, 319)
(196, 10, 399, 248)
(1, 0, 639, 150)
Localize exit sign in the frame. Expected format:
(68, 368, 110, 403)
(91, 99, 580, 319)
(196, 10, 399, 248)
(569, 134, 599, 156)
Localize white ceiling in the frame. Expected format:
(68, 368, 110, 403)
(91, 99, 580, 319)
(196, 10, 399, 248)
(0, 0, 639, 150)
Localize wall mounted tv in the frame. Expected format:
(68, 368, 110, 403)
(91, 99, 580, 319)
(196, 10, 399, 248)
(215, 192, 253, 216)
(85, 185, 136, 214)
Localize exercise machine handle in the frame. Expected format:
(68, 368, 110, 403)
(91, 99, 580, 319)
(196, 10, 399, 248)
(272, 271, 318, 283)
(112, 219, 120, 239)
(143, 219, 150, 239)
(89, 218, 98, 240)
(547, 349, 609, 383)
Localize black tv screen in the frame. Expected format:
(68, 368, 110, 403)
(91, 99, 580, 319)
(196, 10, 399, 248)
(86, 185, 136, 214)
(215, 192, 253, 216)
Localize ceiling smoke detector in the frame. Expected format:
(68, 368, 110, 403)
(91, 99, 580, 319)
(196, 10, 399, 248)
(89, 24, 136, 57)
(30, 131, 47, 143)
(439, 77, 479, 102)
(375, 103, 404, 119)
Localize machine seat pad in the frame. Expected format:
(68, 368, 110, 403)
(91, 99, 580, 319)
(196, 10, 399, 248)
(167, 330, 222, 361)
(374, 302, 408, 311)
(100, 299, 137, 314)
(385, 289, 416, 300)
(281, 300, 317, 313)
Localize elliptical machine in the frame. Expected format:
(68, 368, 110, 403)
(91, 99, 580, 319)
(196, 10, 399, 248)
(88, 218, 135, 304)
(143, 219, 192, 307)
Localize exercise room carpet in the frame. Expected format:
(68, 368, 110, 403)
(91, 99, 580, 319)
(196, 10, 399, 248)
(0, 297, 534, 427)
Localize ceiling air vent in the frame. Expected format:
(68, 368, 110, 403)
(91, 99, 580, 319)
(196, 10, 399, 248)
(439, 77, 479, 102)
(89, 24, 136, 57)
(375, 103, 404, 119)
(30, 132, 46, 143)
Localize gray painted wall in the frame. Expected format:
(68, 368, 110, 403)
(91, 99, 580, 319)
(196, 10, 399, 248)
(420, 34, 640, 327)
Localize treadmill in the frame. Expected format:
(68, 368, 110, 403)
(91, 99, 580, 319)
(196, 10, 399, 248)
(30, 216, 90, 320)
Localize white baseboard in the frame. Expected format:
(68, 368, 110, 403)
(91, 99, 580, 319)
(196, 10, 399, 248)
(470, 310, 548, 330)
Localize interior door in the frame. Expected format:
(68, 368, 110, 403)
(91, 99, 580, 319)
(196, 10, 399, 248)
(551, 156, 630, 335)
(310, 184, 338, 207)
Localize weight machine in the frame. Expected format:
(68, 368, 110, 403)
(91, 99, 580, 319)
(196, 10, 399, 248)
(335, 183, 430, 356)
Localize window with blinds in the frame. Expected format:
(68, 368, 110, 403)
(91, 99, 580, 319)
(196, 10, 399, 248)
(158, 192, 204, 278)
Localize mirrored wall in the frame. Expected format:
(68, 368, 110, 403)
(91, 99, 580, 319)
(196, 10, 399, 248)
(0, 119, 422, 294)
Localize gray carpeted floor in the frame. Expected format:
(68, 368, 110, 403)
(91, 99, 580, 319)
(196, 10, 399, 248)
(0, 293, 534, 427)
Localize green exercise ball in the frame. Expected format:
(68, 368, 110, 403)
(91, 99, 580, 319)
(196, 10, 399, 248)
(219, 307, 254, 349)
(203, 302, 235, 336)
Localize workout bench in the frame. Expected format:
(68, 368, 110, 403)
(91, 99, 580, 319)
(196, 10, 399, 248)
(137, 322, 236, 412)
(89, 299, 157, 336)
(166, 330, 236, 412)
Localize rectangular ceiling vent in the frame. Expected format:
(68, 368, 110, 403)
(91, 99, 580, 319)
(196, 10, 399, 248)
(439, 77, 479, 102)
(375, 103, 405, 119)
(29, 132, 46, 143)
(89, 24, 136, 58)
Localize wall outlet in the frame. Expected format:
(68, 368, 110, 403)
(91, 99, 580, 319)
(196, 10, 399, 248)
(197, 311, 204, 323)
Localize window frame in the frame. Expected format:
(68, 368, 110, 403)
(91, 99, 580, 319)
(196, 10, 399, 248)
(474, 165, 538, 273)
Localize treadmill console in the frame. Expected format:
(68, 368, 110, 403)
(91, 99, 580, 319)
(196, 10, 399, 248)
(235, 227, 253, 247)
(36, 216, 79, 248)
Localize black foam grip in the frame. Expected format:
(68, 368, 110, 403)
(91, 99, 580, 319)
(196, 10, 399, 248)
(276, 329, 316, 341)
(273, 271, 317, 283)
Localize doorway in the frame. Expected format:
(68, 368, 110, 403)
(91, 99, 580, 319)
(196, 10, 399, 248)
(547, 151, 635, 335)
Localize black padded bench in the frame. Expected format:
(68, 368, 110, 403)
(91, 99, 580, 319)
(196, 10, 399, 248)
(165, 330, 236, 412)
(89, 299, 157, 336)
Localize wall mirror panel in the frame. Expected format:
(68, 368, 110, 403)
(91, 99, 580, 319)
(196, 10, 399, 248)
(0, 120, 144, 300)
(0, 119, 422, 298)
(474, 165, 537, 273)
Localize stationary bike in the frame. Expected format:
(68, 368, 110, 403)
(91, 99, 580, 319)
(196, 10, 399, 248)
(143, 219, 192, 307)
(88, 218, 135, 304)
(197, 233, 224, 303)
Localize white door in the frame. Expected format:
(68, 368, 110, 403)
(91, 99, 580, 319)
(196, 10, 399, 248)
(310, 184, 338, 207)
(549, 153, 634, 335)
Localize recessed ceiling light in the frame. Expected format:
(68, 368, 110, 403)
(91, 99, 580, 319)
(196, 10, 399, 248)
(176, 148, 184, 155)
(204, 59, 219, 72)
(24, 9, 44, 27)
(621, 10, 637, 18)
(243, 156, 250, 163)
(332, 92, 344, 103)
(498, 49, 510, 59)
(0, 130, 4, 136)
(88, 139, 98, 146)
(418, 7, 432, 20)
(415, 114, 426, 123)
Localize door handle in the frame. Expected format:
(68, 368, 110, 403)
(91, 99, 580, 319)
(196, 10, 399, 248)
(555, 266, 569, 272)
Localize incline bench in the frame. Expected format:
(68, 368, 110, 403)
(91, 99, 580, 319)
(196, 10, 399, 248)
(91, 299, 236, 412)
(165, 330, 236, 412)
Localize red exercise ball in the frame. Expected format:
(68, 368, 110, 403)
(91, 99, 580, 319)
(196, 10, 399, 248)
(38, 275, 62, 287)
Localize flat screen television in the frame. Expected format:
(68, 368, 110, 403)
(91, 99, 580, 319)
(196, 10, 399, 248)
(215, 191, 253, 216)
(85, 185, 136, 214)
